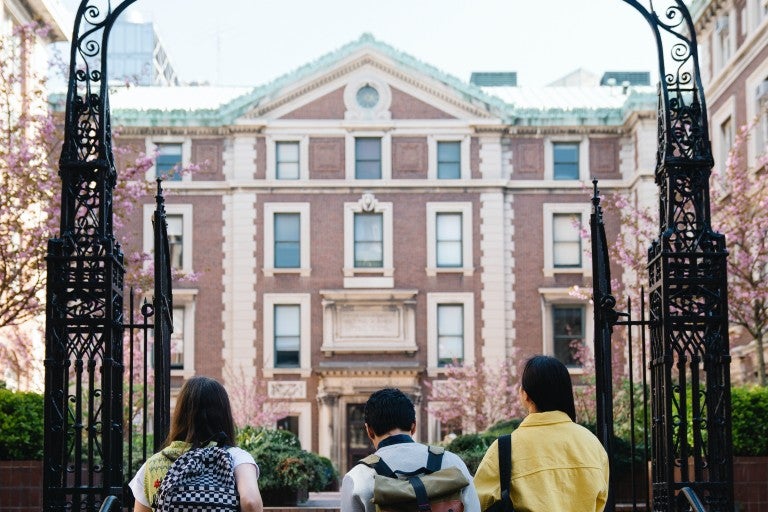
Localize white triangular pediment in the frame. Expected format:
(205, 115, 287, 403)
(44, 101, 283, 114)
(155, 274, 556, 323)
(237, 48, 498, 123)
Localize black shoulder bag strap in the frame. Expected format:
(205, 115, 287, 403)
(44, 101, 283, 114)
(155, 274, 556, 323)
(497, 434, 514, 512)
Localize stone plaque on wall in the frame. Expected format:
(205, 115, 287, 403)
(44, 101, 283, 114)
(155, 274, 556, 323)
(321, 290, 418, 353)
(268, 381, 307, 399)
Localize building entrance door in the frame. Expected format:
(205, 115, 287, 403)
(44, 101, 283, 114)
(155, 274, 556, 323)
(347, 404, 374, 470)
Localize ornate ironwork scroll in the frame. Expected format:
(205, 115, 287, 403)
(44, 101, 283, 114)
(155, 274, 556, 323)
(44, 1, 139, 511)
(620, 1, 733, 510)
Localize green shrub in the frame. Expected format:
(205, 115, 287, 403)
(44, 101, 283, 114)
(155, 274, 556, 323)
(732, 386, 768, 456)
(445, 432, 497, 474)
(237, 427, 337, 494)
(0, 389, 44, 460)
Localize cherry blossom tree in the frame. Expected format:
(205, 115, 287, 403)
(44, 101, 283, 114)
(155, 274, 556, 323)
(711, 119, 768, 385)
(426, 358, 525, 434)
(592, 117, 768, 385)
(0, 25, 181, 390)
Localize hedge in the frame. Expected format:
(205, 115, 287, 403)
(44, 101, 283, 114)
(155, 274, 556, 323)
(0, 388, 44, 460)
(732, 386, 768, 456)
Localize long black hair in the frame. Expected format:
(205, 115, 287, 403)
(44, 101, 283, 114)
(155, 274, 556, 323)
(521, 355, 577, 421)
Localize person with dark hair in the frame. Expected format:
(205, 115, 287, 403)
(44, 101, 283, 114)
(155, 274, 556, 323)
(474, 355, 609, 512)
(128, 376, 263, 512)
(340, 387, 480, 512)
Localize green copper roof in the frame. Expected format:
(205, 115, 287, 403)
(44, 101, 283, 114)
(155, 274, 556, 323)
(106, 33, 657, 128)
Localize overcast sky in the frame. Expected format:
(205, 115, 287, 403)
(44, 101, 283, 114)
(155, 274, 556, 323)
(62, 0, 661, 88)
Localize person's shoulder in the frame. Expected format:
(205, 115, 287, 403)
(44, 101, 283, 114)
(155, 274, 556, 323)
(228, 446, 256, 466)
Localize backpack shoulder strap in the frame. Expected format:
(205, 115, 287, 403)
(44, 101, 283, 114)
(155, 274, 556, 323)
(359, 454, 397, 478)
(426, 445, 445, 473)
(497, 434, 513, 510)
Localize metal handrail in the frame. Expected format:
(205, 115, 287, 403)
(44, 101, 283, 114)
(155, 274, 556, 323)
(98, 496, 120, 512)
(677, 487, 706, 512)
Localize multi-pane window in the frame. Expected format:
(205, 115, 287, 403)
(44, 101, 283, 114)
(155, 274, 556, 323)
(354, 212, 383, 267)
(720, 117, 734, 167)
(274, 305, 300, 367)
(436, 213, 462, 267)
(552, 213, 581, 267)
(274, 213, 300, 268)
(437, 304, 464, 366)
(156, 143, 182, 181)
(276, 141, 300, 180)
(166, 214, 184, 271)
(355, 137, 382, 179)
(553, 142, 579, 180)
(170, 307, 184, 369)
(553, 306, 585, 368)
(437, 141, 461, 179)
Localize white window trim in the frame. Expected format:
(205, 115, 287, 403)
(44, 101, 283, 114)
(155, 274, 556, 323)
(710, 96, 737, 178)
(544, 137, 589, 181)
(542, 203, 591, 277)
(343, 195, 394, 287)
(144, 137, 192, 182)
(170, 288, 198, 379)
(273, 402, 312, 451)
(426, 202, 473, 276)
(427, 136, 471, 180)
(142, 203, 194, 274)
(426, 292, 475, 377)
(539, 288, 594, 375)
(263, 203, 311, 276)
(745, 59, 768, 166)
(262, 293, 312, 378)
(265, 136, 309, 180)
(345, 132, 392, 180)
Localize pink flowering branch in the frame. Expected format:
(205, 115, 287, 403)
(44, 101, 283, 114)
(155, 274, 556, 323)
(426, 355, 525, 434)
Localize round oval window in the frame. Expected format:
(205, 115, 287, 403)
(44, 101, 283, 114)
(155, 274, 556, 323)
(356, 85, 379, 108)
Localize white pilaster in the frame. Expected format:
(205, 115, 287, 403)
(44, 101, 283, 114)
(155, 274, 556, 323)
(480, 191, 507, 362)
(223, 135, 257, 181)
(479, 135, 503, 179)
(221, 193, 258, 384)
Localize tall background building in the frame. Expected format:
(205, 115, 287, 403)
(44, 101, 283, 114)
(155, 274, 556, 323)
(107, 11, 179, 86)
(108, 34, 659, 473)
(692, 0, 768, 384)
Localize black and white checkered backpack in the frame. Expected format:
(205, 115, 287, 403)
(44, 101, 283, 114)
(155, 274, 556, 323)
(155, 444, 239, 511)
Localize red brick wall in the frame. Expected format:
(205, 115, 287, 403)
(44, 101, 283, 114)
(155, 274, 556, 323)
(309, 137, 345, 179)
(184, 195, 226, 378)
(390, 87, 455, 120)
(191, 138, 224, 181)
(734, 456, 768, 512)
(589, 137, 621, 179)
(391, 137, 427, 178)
(280, 87, 346, 120)
(510, 138, 544, 179)
(255, 136, 266, 180)
(0, 461, 42, 511)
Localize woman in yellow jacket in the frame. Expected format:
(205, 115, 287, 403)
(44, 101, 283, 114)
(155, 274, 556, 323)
(474, 355, 609, 512)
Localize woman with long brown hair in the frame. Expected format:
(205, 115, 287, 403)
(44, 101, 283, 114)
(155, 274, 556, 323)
(128, 376, 263, 512)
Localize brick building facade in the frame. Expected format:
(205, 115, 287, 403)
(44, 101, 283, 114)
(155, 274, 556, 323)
(692, 0, 768, 383)
(110, 35, 657, 473)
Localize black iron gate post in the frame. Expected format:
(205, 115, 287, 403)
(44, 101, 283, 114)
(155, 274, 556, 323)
(44, 1, 139, 511)
(599, 2, 733, 511)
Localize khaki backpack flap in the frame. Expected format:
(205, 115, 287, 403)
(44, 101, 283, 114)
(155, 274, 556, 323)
(363, 449, 469, 512)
